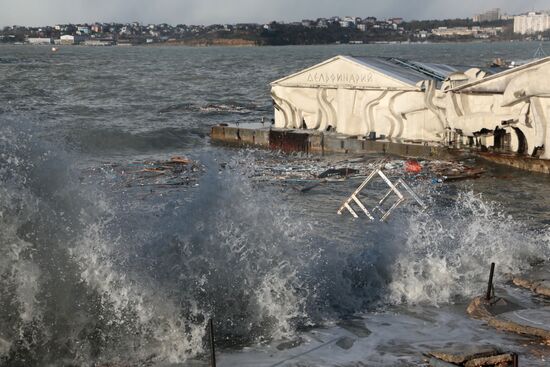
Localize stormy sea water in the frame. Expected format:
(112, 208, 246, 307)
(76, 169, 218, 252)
(1, 42, 550, 366)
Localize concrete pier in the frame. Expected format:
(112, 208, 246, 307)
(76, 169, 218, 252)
(211, 124, 550, 174)
(211, 125, 452, 159)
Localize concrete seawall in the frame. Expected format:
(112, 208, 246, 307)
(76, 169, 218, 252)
(210, 125, 550, 174)
(211, 125, 451, 159)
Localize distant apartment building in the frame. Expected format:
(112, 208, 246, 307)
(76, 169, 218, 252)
(473, 8, 501, 22)
(514, 12, 550, 34)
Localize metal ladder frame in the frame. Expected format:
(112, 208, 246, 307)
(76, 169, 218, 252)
(337, 168, 427, 221)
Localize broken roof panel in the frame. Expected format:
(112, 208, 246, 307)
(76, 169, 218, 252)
(450, 56, 550, 93)
(352, 57, 440, 86)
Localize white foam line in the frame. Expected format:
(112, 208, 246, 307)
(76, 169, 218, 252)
(512, 311, 545, 326)
(268, 337, 343, 367)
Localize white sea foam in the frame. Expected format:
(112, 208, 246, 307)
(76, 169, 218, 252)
(388, 190, 550, 305)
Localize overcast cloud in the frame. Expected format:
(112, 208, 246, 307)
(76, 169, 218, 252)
(2, 0, 550, 27)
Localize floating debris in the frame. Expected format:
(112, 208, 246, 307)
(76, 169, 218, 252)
(103, 156, 205, 192)
(244, 154, 484, 189)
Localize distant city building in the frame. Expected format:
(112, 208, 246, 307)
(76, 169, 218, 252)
(27, 37, 52, 45)
(514, 12, 550, 34)
(432, 27, 475, 37)
(473, 8, 501, 23)
(316, 18, 328, 28)
(91, 24, 103, 33)
(432, 26, 502, 38)
(77, 26, 90, 35)
(59, 34, 86, 45)
(339, 20, 353, 28)
(59, 35, 75, 45)
(416, 30, 429, 39)
(342, 16, 356, 24)
(83, 39, 113, 46)
(357, 24, 367, 32)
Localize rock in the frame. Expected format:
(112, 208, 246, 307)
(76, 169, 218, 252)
(513, 277, 550, 298)
(276, 337, 304, 351)
(468, 296, 550, 341)
(511, 266, 550, 298)
(493, 307, 550, 338)
(336, 319, 372, 338)
(536, 280, 550, 297)
(429, 357, 460, 367)
(335, 336, 356, 350)
(464, 353, 514, 367)
(428, 344, 500, 364)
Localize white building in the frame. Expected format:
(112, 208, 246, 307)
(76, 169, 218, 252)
(271, 55, 550, 159)
(27, 38, 53, 45)
(514, 12, 550, 34)
(432, 27, 475, 37)
(59, 35, 75, 45)
(77, 26, 91, 35)
(339, 20, 353, 28)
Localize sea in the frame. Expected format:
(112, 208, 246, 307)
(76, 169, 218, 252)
(0, 41, 549, 367)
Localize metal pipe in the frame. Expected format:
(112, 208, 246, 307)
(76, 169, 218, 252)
(512, 353, 519, 367)
(209, 318, 216, 367)
(512, 352, 519, 367)
(486, 262, 495, 301)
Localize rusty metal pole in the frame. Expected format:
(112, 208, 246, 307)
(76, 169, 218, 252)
(486, 263, 495, 301)
(512, 352, 519, 367)
(209, 319, 216, 367)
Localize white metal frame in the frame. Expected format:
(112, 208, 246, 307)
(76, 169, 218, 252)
(337, 168, 427, 221)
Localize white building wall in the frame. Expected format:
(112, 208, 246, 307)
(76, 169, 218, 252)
(27, 38, 53, 45)
(514, 12, 550, 34)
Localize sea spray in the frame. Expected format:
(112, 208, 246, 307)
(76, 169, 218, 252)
(0, 119, 209, 365)
(388, 190, 550, 305)
(130, 151, 316, 344)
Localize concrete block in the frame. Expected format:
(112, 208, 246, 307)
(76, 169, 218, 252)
(344, 139, 366, 153)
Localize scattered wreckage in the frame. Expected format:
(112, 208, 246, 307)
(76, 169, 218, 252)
(95, 156, 205, 196)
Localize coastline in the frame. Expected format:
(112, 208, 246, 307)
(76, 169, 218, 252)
(2, 38, 538, 48)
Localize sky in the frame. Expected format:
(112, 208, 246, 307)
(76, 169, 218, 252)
(2, 0, 550, 27)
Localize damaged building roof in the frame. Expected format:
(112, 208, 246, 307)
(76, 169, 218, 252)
(271, 55, 496, 90)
